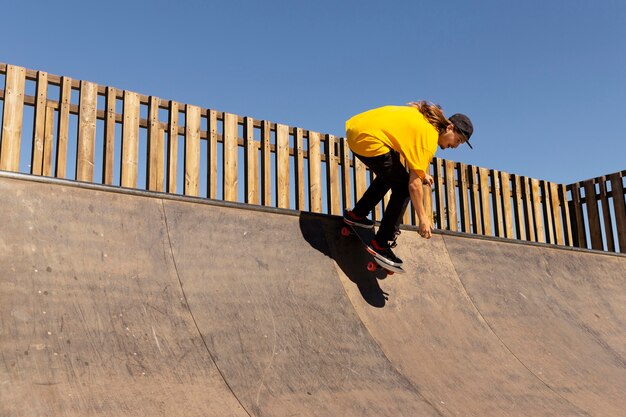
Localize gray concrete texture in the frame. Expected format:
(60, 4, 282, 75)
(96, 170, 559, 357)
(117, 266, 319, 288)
(1, 173, 624, 416)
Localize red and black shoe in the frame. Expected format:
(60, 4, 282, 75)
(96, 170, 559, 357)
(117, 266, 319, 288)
(343, 210, 374, 229)
(366, 239, 404, 268)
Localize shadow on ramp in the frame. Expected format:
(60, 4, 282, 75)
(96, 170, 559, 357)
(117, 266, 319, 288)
(298, 212, 389, 308)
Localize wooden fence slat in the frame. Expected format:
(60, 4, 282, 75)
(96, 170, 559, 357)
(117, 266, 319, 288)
(468, 165, 482, 234)
(207, 109, 218, 199)
(530, 179, 544, 243)
(458, 162, 470, 232)
(76, 81, 98, 182)
(244, 116, 258, 205)
(42, 105, 55, 177)
(185, 105, 201, 197)
(276, 123, 290, 208)
(121, 91, 140, 188)
(559, 184, 574, 246)
(540, 181, 555, 244)
(261, 120, 272, 206)
(148, 96, 164, 192)
(223, 112, 238, 202)
(31, 71, 48, 175)
(445, 159, 457, 231)
(326, 134, 340, 215)
(0, 65, 26, 172)
(583, 180, 603, 250)
(354, 154, 367, 207)
(500, 172, 514, 239)
(569, 183, 586, 248)
(512, 174, 526, 240)
(167, 101, 179, 193)
(55, 76, 72, 178)
(308, 131, 322, 213)
(295, 127, 305, 210)
(608, 173, 626, 253)
(433, 158, 445, 230)
(549, 182, 565, 245)
(479, 167, 492, 235)
(341, 138, 352, 213)
(103, 87, 117, 185)
(490, 170, 504, 237)
(597, 177, 615, 252)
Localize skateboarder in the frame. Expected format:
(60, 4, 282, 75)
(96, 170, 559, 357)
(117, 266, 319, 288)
(343, 101, 473, 269)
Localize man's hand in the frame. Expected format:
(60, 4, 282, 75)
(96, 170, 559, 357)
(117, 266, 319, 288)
(423, 173, 434, 186)
(419, 218, 434, 239)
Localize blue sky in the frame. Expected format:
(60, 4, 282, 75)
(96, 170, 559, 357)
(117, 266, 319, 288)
(2, 0, 625, 184)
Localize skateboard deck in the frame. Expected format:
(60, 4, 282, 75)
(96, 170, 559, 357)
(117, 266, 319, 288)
(340, 222, 405, 275)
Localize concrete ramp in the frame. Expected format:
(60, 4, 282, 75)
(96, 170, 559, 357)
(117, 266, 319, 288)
(1, 173, 625, 416)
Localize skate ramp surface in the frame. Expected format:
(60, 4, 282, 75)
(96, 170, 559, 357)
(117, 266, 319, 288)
(1, 173, 625, 416)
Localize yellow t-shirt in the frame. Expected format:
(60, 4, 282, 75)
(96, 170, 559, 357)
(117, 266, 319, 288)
(346, 105, 438, 177)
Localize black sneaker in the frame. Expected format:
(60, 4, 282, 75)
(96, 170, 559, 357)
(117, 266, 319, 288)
(366, 239, 403, 267)
(343, 210, 374, 229)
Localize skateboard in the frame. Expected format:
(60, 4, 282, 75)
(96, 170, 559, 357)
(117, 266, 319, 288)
(340, 222, 405, 275)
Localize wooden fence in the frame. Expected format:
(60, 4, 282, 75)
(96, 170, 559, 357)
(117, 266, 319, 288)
(567, 173, 626, 253)
(1, 63, 624, 253)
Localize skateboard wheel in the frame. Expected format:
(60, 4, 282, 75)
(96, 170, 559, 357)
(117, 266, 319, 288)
(387, 271, 394, 276)
(367, 261, 377, 272)
(341, 226, 351, 237)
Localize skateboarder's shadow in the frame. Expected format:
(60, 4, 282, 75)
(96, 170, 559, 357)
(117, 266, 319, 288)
(298, 212, 388, 308)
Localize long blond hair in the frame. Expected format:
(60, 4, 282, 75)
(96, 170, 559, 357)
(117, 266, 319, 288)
(408, 101, 450, 133)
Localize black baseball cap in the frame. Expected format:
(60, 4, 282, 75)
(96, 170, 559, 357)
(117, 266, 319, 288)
(449, 114, 474, 149)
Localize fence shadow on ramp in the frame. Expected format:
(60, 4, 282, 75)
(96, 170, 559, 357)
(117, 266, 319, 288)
(298, 212, 389, 308)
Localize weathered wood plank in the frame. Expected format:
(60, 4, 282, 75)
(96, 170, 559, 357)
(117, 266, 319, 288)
(354, 154, 367, 209)
(184, 105, 201, 197)
(468, 165, 482, 234)
(42, 105, 55, 177)
(457, 162, 470, 232)
(167, 101, 179, 193)
(103, 87, 117, 185)
(597, 177, 615, 252)
(559, 184, 574, 246)
(549, 182, 565, 246)
(261, 120, 272, 206)
(207, 109, 218, 198)
(326, 134, 340, 215)
(76, 81, 98, 182)
(31, 71, 48, 175)
(479, 167, 492, 235)
(433, 158, 445, 230)
(276, 123, 290, 208)
(147, 96, 164, 192)
(223, 112, 238, 202)
(499, 172, 514, 239)
(511, 174, 526, 240)
(608, 173, 626, 253)
(308, 131, 322, 213)
(541, 181, 555, 244)
(569, 183, 586, 248)
(121, 91, 140, 188)
(341, 138, 352, 213)
(583, 179, 603, 250)
(0, 65, 26, 172)
(530, 179, 545, 242)
(445, 159, 457, 231)
(55, 76, 72, 178)
(490, 170, 504, 237)
(244, 116, 258, 205)
(522, 177, 536, 242)
(294, 127, 305, 210)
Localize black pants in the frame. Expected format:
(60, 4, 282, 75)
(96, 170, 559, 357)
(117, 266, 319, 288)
(352, 151, 410, 244)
